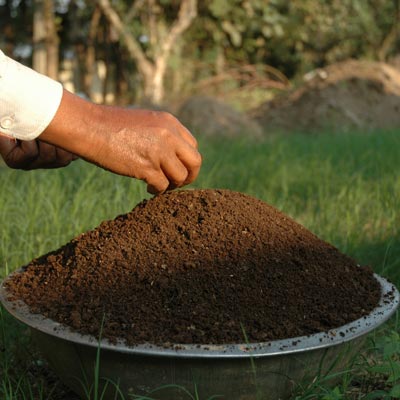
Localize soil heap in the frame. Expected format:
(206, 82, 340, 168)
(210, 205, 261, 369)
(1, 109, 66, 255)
(6, 189, 380, 345)
(252, 59, 400, 134)
(177, 95, 263, 138)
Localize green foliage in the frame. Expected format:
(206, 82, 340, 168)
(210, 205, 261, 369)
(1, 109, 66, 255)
(321, 386, 343, 400)
(363, 329, 400, 399)
(250, 0, 399, 75)
(177, 0, 400, 98)
(1, 0, 399, 102)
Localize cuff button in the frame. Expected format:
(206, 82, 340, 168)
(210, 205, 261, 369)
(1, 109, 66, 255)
(0, 116, 14, 130)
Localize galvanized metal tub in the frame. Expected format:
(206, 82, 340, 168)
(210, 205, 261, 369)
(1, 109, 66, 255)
(1, 273, 398, 400)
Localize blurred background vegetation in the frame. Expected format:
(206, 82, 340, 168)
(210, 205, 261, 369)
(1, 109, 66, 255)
(1, 0, 399, 107)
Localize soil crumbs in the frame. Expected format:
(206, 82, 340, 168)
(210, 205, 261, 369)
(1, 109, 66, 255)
(6, 189, 380, 346)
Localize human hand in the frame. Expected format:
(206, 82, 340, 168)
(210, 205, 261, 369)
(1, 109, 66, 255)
(40, 90, 202, 194)
(0, 136, 78, 170)
(92, 108, 202, 194)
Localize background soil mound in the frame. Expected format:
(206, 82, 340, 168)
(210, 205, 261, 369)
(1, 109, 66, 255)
(252, 60, 400, 133)
(177, 95, 263, 138)
(7, 189, 380, 345)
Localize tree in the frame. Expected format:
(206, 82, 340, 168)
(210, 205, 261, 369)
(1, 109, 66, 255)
(97, 0, 197, 104)
(33, 0, 59, 79)
(3, 0, 399, 104)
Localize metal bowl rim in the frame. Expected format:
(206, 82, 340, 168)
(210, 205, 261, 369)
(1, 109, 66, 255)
(1, 271, 398, 359)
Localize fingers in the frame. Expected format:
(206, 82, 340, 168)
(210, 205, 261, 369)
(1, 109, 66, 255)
(32, 142, 73, 169)
(31, 142, 78, 169)
(146, 172, 170, 195)
(171, 136, 202, 186)
(149, 127, 201, 194)
(0, 136, 78, 170)
(145, 156, 188, 195)
(146, 147, 201, 195)
(157, 115, 201, 188)
(161, 156, 189, 190)
(27, 141, 56, 169)
(0, 139, 39, 169)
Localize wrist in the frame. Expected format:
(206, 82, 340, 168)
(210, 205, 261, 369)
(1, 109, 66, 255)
(39, 90, 105, 160)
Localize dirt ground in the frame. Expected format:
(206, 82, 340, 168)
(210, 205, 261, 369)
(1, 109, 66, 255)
(252, 59, 400, 134)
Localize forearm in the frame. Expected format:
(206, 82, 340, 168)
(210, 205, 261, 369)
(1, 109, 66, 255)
(40, 90, 202, 192)
(39, 90, 104, 163)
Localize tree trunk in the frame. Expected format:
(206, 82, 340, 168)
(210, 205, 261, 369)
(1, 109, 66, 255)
(33, 0, 47, 74)
(143, 58, 166, 104)
(85, 6, 102, 98)
(45, 0, 59, 79)
(33, 0, 59, 78)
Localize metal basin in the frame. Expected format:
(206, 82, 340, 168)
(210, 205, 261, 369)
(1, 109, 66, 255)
(1, 273, 398, 400)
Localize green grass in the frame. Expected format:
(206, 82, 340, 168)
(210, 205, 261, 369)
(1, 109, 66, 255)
(0, 129, 399, 399)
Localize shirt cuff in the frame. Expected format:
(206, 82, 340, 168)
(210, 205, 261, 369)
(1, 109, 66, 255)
(0, 50, 63, 141)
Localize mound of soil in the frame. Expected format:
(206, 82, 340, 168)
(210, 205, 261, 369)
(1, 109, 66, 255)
(6, 189, 380, 345)
(177, 95, 263, 138)
(252, 60, 400, 133)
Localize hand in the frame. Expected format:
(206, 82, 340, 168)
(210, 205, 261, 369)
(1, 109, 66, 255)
(40, 90, 202, 194)
(90, 108, 202, 194)
(0, 136, 78, 170)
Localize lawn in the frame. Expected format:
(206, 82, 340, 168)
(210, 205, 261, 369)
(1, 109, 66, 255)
(0, 130, 399, 399)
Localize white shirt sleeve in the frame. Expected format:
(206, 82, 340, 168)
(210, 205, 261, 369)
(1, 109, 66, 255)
(0, 50, 63, 141)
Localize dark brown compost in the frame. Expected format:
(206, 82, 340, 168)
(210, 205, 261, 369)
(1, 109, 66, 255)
(6, 189, 381, 345)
